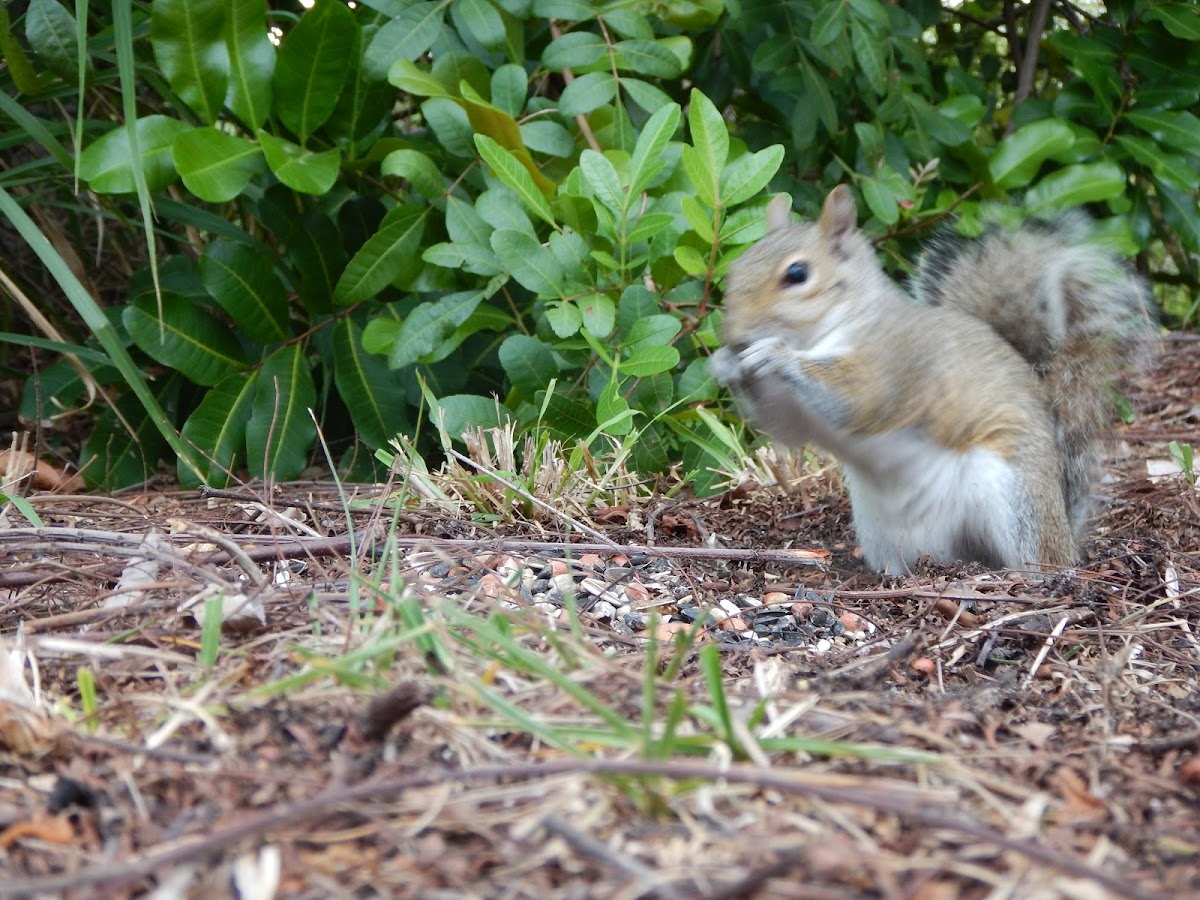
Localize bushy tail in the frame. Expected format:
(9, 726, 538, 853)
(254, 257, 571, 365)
(915, 216, 1155, 533)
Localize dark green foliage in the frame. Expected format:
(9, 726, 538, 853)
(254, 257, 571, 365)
(1, 0, 1196, 490)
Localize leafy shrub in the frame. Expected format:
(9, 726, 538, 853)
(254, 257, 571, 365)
(2, 0, 1197, 491)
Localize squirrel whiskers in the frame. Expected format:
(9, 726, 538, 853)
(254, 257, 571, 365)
(710, 186, 1153, 573)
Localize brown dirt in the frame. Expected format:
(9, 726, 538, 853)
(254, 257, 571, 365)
(1, 337, 1198, 898)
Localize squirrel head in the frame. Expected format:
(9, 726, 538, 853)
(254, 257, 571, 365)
(720, 185, 880, 349)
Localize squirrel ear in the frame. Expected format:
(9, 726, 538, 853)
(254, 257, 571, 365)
(766, 195, 792, 230)
(820, 185, 858, 239)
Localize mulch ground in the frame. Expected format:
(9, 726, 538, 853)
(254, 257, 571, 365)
(1, 334, 1198, 898)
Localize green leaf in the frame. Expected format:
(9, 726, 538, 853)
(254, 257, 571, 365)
(491, 64, 528, 118)
(544, 300, 582, 338)
(989, 120, 1077, 189)
(580, 150, 625, 212)
(389, 291, 486, 368)
(909, 95, 971, 146)
(626, 314, 681, 349)
(381, 148, 447, 200)
(287, 212, 347, 315)
(686, 89, 727, 205)
(462, 87, 557, 198)
(326, 51, 395, 155)
(474, 134, 557, 227)
(150, 0, 229, 124)
(1025, 161, 1126, 213)
(719, 145, 784, 207)
(332, 319, 411, 448)
(1146, 3, 1200, 40)
(179, 373, 256, 488)
(491, 229, 564, 296)
(1157, 180, 1200, 249)
(861, 178, 900, 224)
(622, 78, 673, 115)
(681, 195, 715, 242)
(423, 241, 503, 275)
(334, 205, 427, 304)
(274, 0, 358, 141)
(199, 240, 290, 344)
(811, 2, 847, 46)
(499, 334, 557, 397)
(628, 212, 674, 244)
(579, 292, 615, 336)
(1124, 110, 1200, 158)
(629, 102, 681, 197)
(224, 0, 275, 129)
(123, 293, 246, 387)
(451, 0, 506, 51)
(247, 345, 318, 480)
(82, 396, 169, 490)
(388, 58, 452, 98)
(801, 61, 838, 134)
(620, 345, 680, 376)
(521, 120, 575, 157)
(537, 391, 593, 439)
(26, 0, 93, 84)
(0, 4, 39, 96)
(365, 2, 446, 80)
(596, 380, 633, 436)
(257, 130, 342, 194)
(680, 146, 714, 208)
(422, 97, 475, 155)
(79, 116, 190, 194)
(657, 0, 722, 29)
(447, 194, 493, 244)
(614, 39, 683, 78)
(173, 127, 265, 202)
(559, 71, 618, 117)
(436, 395, 509, 443)
(850, 18, 886, 95)
(542, 31, 607, 70)
(674, 243, 708, 275)
(1113, 135, 1195, 192)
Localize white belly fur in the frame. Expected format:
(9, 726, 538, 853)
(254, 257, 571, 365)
(841, 428, 1032, 572)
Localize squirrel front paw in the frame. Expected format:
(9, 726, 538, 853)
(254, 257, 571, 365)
(736, 337, 794, 377)
(711, 338, 798, 388)
(708, 346, 742, 386)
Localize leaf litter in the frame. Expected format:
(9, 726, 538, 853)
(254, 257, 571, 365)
(0, 341, 1198, 897)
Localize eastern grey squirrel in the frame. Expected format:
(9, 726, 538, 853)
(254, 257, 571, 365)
(709, 186, 1153, 572)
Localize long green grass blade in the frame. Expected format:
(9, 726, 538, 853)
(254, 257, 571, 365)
(112, 0, 162, 315)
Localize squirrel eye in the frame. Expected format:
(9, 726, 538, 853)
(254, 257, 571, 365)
(782, 261, 809, 285)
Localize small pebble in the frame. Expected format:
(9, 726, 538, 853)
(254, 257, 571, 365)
(621, 612, 646, 631)
(911, 657, 936, 675)
(839, 612, 867, 633)
(623, 582, 650, 604)
(551, 573, 578, 596)
(590, 600, 617, 620)
(810, 608, 837, 628)
(605, 567, 634, 584)
(791, 601, 814, 619)
(717, 598, 742, 617)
